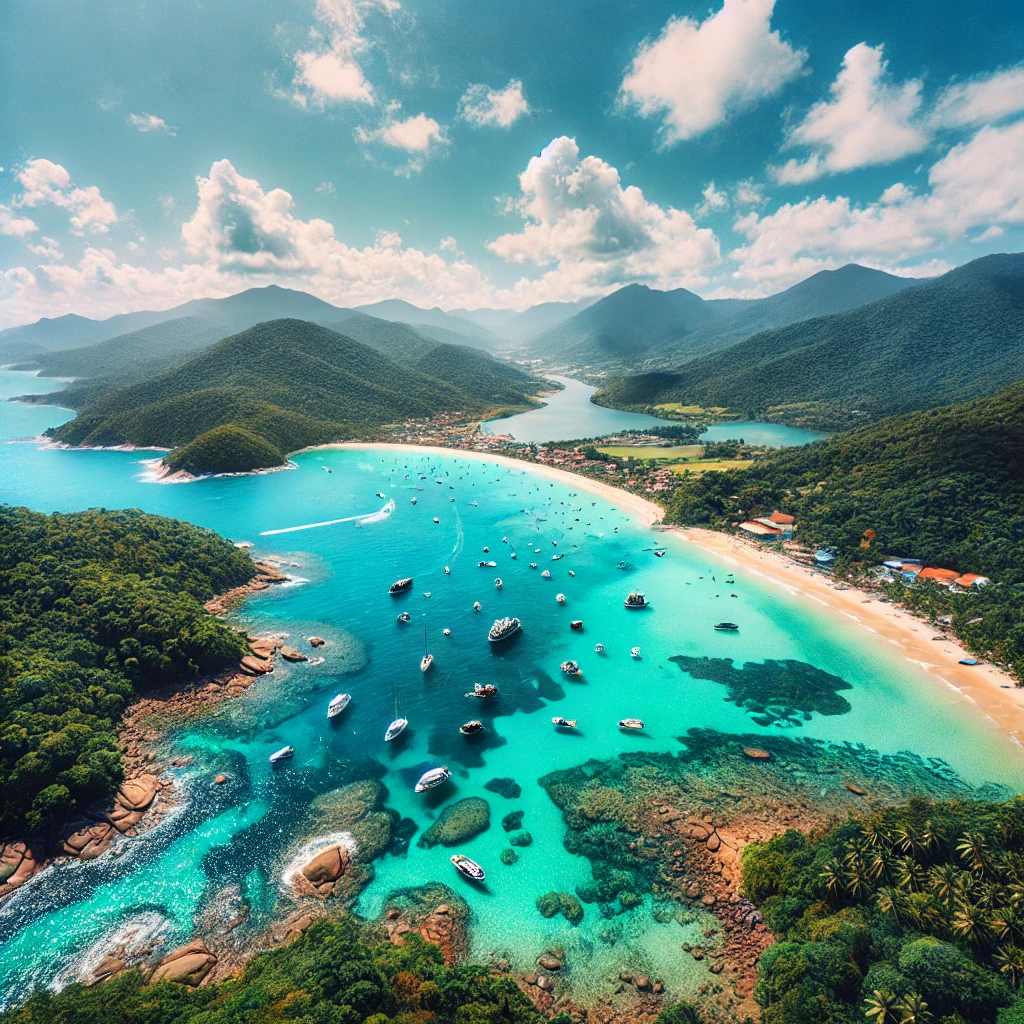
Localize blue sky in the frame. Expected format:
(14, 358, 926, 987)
(1, 0, 1023, 327)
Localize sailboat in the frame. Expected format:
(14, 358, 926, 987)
(327, 693, 351, 718)
(420, 626, 434, 672)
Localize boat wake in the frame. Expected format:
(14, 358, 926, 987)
(260, 500, 394, 536)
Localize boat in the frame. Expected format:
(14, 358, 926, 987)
(420, 627, 434, 672)
(473, 601, 482, 612)
(494, 578, 503, 590)
(568, 570, 575, 577)
(397, 611, 411, 624)
(618, 718, 645, 731)
(390, 577, 414, 595)
(556, 593, 566, 604)
(655, 550, 666, 557)
(469, 500, 478, 506)
(411, 497, 417, 504)
(631, 646, 641, 659)
(560, 660, 581, 677)
(570, 620, 583, 630)
(529, 562, 538, 569)
(443, 628, 451, 636)
(552, 716, 577, 728)
(466, 683, 498, 699)
(483, 546, 489, 552)
(541, 570, 552, 579)
(433, 517, 439, 524)
(444, 565, 450, 574)
(552, 553, 564, 561)
(510, 552, 517, 560)
(376, 491, 385, 498)
(624, 592, 647, 609)
(451, 854, 485, 882)
(269, 745, 294, 763)
(460, 719, 485, 735)
(488, 616, 522, 642)
(595, 643, 606, 654)
(714, 622, 739, 631)
(385, 718, 408, 742)
(415, 766, 451, 792)
(959, 657, 980, 666)
(327, 693, 351, 718)
(322, 466, 331, 473)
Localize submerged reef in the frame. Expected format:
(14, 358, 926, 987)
(418, 797, 490, 848)
(536, 890, 584, 926)
(670, 655, 853, 726)
(484, 777, 521, 799)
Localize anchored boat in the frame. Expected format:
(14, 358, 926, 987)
(385, 717, 408, 742)
(460, 719, 485, 735)
(552, 716, 577, 729)
(630, 646, 641, 659)
(397, 611, 411, 624)
(420, 627, 434, 672)
(269, 745, 294, 763)
(466, 683, 498, 699)
(624, 591, 648, 609)
(618, 718, 644, 731)
(390, 577, 413, 595)
(560, 660, 581, 677)
(488, 616, 522, 642)
(714, 622, 739, 631)
(415, 766, 451, 793)
(451, 854, 485, 881)
(570, 620, 583, 630)
(327, 693, 351, 718)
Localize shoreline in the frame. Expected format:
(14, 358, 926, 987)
(325, 442, 1024, 750)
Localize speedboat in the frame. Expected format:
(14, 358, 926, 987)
(529, 563, 538, 569)
(624, 592, 648, 609)
(469, 500, 478, 506)
(415, 766, 451, 792)
(327, 693, 351, 718)
(618, 718, 645, 731)
(473, 601, 482, 612)
(595, 643, 605, 654)
(269, 745, 294, 764)
(432, 517, 439, 524)
(541, 570, 552, 579)
(510, 551, 517, 560)
(552, 716, 577, 729)
(552, 553, 564, 561)
(714, 622, 739, 631)
(570, 620, 583, 631)
(385, 718, 408, 742)
(466, 683, 498, 699)
(560, 660, 581, 677)
(444, 565, 450, 574)
(411, 497, 417, 504)
(655, 550, 666, 558)
(488, 617, 521, 642)
(451, 854, 485, 881)
(376, 492, 385, 498)
(568, 570, 575, 577)
(494, 578, 503, 590)
(460, 719, 485, 735)
(556, 593, 566, 604)
(397, 611, 411, 624)
(631, 646, 641, 659)
(390, 577, 413, 595)
(443, 628, 451, 636)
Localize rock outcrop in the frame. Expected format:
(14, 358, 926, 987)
(294, 844, 351, 898)
(418, 797, 490, 848)
(149, 939, 217, 986)
(0, 842, 41, 898)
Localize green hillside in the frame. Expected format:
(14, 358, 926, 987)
(597, 253, 1024, 428)
(412, 343, 546, 405)
(666, 382, 1024, 673)
(322, 314, 438, 362)
(162, 424, 289, 475)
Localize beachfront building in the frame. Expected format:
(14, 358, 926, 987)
(916, 567, 961, 585)
(954, 573, 991, 590)
(739, 520, 783, 541)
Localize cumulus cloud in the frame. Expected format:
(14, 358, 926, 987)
(128, 112, 176, 135)
(619, 0, 806, 144)
(488, 136, 719, 299)
(773, 43, 927, 183)
(0, 204, 38, 237)
(730, 117, 1024, 292)
(14, 158, 117, 235)
(931, 64, 1024, 128)
(458, 80, 531, 128)
(695, 179, 767, 218)
(355, 112, 449, 174)
(27, 236, 63, 260)
(288, 0, 398, 108)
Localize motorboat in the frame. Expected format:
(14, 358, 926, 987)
(510, 552, 517, 560)
(624, 592, 648, 609)
(556, 593, 566, 604)
(415, 766, 451, 792)
(570, 620, 583, 631)
(376, 492, 385, 498)
(560, 660, 581, 677)
(443, 628, 451, 636)
(488, 616, 522, 642)
(552, 553, 564, 561)
(466, 683, 498, 699)
(631, 646, 641, 659)
(595, 643, 605, 654)
(322, 466, 331, 473)
(411, 497, 417, 504)
(568, 570, 575, 577)
(451, 854, 485, 882)
(390, 577, 413, 595)
(530, 563, 538, 569)
(618, 718, 645, 731)
(397, 611, 411, 624)
(433, 517, 440, 524)
(469, 500, 478, 506)
(327, 693, 351, 718)
(552, 716, 577, 729)
(714, 622, 739, 631)
(444, 565, 450, 574)
(541, 570, 552, 579)
(654, 550, 666, 558)
(385, 718, 408, 742)
(494, 578, 503, 590)
(473, 601, 482, 612)
(460, 720, 485, 735)
(483, 546, 489, 553)
(269, 745, 294, 763)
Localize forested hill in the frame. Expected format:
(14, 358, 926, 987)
(596, 253, 1024, 428)
(666, 382, 1024, 673)
(47, 319, 544, 474)
(0, 507, 254, 837)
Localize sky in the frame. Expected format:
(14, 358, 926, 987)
(1, 0, 1023, 329)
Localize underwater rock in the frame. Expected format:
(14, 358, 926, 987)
(418, 797, 490, 848)
(536, 891, 584, 926)
(148, 940, 217, 986)
(501, 848, 519, 865)
(509, 830, 533, 847)
(279, 646, 307, 662)
(484, 777, 521, 799)
(502, 810, 525, 832)
(538, 954, 563, 971)
(619, 891, 643, 910)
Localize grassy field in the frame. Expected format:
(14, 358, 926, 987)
(653, 403, 732, 417)
(668, 459, 753, 476)
(597, 444, 704, 460)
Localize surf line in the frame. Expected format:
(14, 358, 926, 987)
(260, 499, 395, 535)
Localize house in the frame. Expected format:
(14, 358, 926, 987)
(954, 573, 991, 590)
(753, 516, 794, 539)
(739, 520, 783, 540)
(766, 510, 795, 525)
(916, 567, 960, 584)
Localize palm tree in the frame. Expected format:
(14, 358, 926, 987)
(873, 887, 905, 925)
(865, 989, 900, 1023)
(952, 902, 991, 946)
(957, 832, 990, 876)
(894, 856, 925, 892)
(895, 992, 932, 1023)
(994, 945, 1024, 989)
(820, 858, 845, 898)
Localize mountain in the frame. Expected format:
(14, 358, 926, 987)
(353, 299, 490, 341)
(446, 307, 517, 332)
(411, 344, 545, 406)
(596, 253, 1024, 430)
(500, 298, 598, 343)
(320, 314, 438, 363)
(48, 319, 544, 473)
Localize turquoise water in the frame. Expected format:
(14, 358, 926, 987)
(1, 368, 1022, 1006)
(482, 375, 824, 446)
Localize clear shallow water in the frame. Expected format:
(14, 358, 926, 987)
(482, 375, 825, 446)
(1, 368, 1022, 1006)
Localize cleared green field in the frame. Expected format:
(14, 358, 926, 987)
(597, 444, 704, 460)
(668, 459, 752, 476)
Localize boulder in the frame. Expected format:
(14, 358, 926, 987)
(538, 954, 563, 971)
(418, 798, 490, 848)
(845, 781, 867, 796)
(308, 636, 326, 647)
(116, 775, 158, 812)
(88, 956, 125, 985)
(149, 940, 216, 986)
(239, 655, 271, 676)
(298, 844, 350, 896)
(635, 974, 650, 990)
(742, 747, 771, 760)
(279, 646, 308, 662)
(249, 637, 279, 658)
(214, 774, 228, 785)
(62, 822, 116, 860)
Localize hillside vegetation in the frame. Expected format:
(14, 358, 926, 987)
(665, 382, 1024, 674)
(597, 254, 1024, 428)
(163, 424, 289, 475)
(0, 507, 254, 837)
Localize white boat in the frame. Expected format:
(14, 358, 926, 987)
(451, 854, 485, 881)
(473, 601, 481, 612)
(625, 592, 648, 609)
(460, 720, 484, 735)
(397, 611, 411, 624)
(595, 643, 606, 654)
(421, 626, 433, 672)
(529, 562, 538, 569)
(415, 766, 451, 793)
(568, 570, 575, 577)
(466, 683, 498, 699)
(510, 552, 517, 560)
(327, 693, 351, 718)
(560, 660, 581, 677)
(556, 593, 566, 604)
(552, 716, 577, 729)
(433, 517, 439, 524)
(376, 492, 385, 498)
(488, 617, 522, 642)
(411, 497, 417, 504)
(618, 718, 645, 731)
(494, 578, 503, 590)
(269, 745, 294, 763)
(385, 718, 408, 742)
(541, 570, 552, 579)
(631, 646, 641, 659)
(444, 565, 450, 574)
(443, 628, 451, 636)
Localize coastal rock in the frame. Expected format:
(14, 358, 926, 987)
(61, 822, 116, 860)
(248, 637, 280, 659)
(116, 775, 159, 812)
(297, 844, 351, 897)
(88, 956, 126, 985)
(418, 797, 490, 848)
(308, 636, 326, 647)
(239, 655, 272, 676)
(214, 774, 228, 785)
(538, 954, 563, 971)
(536, 891, 584, 926)
(149, 940, 217, 986)
(279, 646, 307, 662)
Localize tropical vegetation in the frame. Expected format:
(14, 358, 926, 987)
(0, 506, 254, 837)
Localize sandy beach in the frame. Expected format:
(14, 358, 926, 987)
(330, 441, 1024, 749)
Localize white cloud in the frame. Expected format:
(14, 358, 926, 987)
(619, 0, 806, 144)
(27, 236, 63, 260)
(730, 117, 1024, 292)
(971, 225, 1004, 243)
(158, 195, 176, 216)
(734, 179, 767, 207)
(932, 65, 1024, 128)
(439, 236, 463, 256)
(695, 179, 766, 218)
(488, 136, 719, 300)
(14, 158, 118, 235)
(315, 180, 336, 194)
(128, 112, 176, 135)
(355, 113, 449, 175)
(696, 181, 730, 218)
(458, 80, 531, 128)
(0, 204, 38, 237)
(773, 43, 927, 183)
(288, 0, 398, 108)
